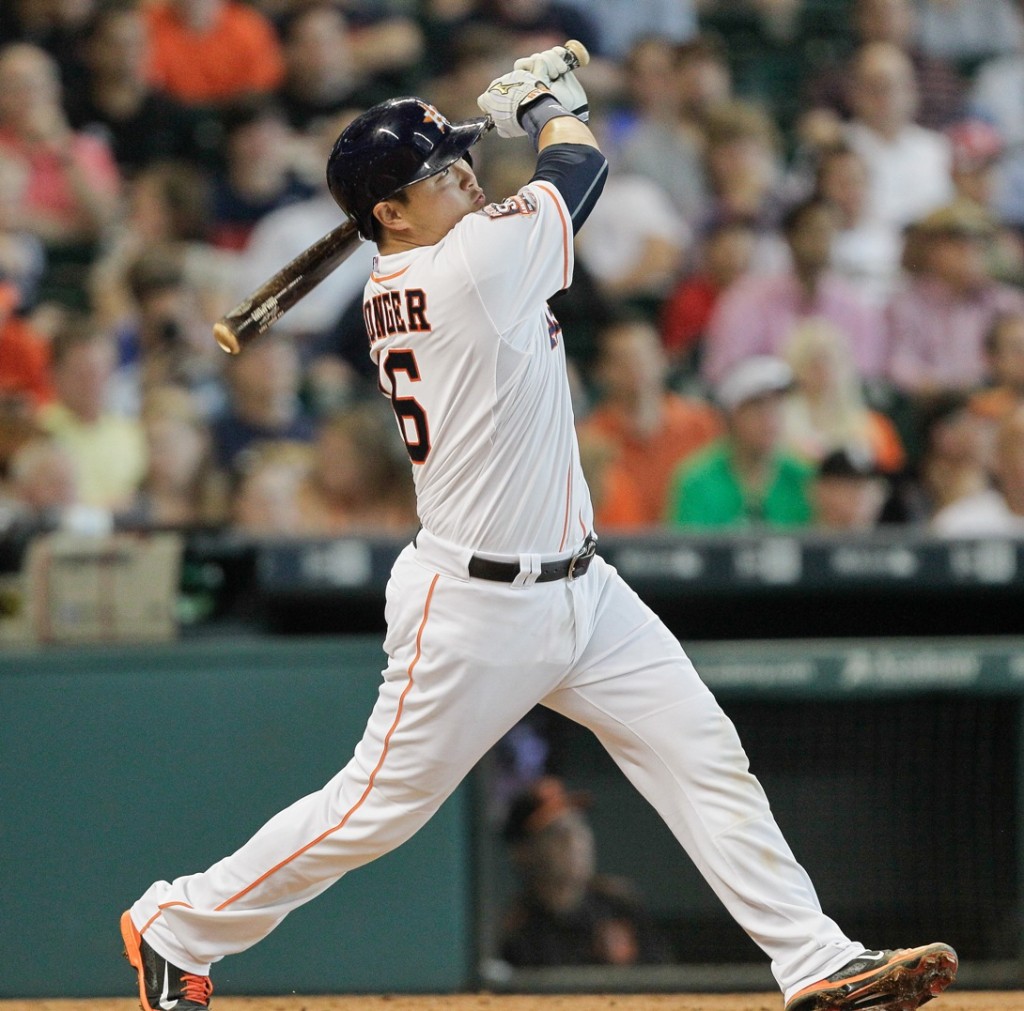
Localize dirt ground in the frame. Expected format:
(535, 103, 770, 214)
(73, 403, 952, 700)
(1, 994, 1020, 1011)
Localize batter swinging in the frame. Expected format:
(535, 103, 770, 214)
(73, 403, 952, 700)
(120, 50, 958, 1011)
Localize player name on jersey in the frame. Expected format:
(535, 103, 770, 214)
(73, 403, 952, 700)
(363, 288, 431, 344)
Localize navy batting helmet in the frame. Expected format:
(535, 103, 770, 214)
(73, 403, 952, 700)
(327, 97, 489, 239)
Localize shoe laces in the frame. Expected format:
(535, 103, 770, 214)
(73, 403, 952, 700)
(181, 972, 213, 1006)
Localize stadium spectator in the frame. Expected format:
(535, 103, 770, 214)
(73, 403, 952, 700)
(659, 217, 757, 371)
(230, 442, 309, 537)
(0, 282, 54, 413)
(579, 316, 722, 527)
(230, 111, 376, 395)
(1, 435, 113, 535)
(699, 100, 790, 271)
(89, 159, 219, 332)
(0, 42, 121, 306)
(207, 94, 316, 252)
(560, 0, 696, 61)
(419, 23, 515, 126)
(911, 0, 1023, 64)
(800, 0, 964, 133)
(574, 428, 645, 532)
(887, 199, 1024, 396)
(910, 391, 993, 521)
(944, 119, 1024, 286)
(667, 355, 814, 529)
(969, 36, 1024, 231)
(107, 245, 228, 421)
(702, 195, 887, 387)
(780, 318, 905, 473)
(812, 142, 904, 310)
(499, 776, 673, 967)
(292, 400, 417, 537)
(970, 312, 1024, 426)
(572, 167, 689, 309)
(469, 0, 601, 64)
(37, 318, 147, 512)
(613, 36, 713, 226)
(0, 0, 99, 96)
(843, 41, 954, 229)
(121, 384, 229, 529)
(275, 2, 397, 135)
(810, 445, 891, 532)
(931, 404, 1024, 535)
(66, 2, 217, 178)
(144, 0, 286, 107)
(210, 332, 316, 475)
(0, 151, 46, 308)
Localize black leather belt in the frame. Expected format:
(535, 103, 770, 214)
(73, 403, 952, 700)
(467, 534, 597, 583)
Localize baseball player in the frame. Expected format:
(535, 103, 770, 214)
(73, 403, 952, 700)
(120, 50, 958, 1011)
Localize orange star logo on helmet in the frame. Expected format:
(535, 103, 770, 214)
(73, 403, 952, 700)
(418, 101, 450, 132)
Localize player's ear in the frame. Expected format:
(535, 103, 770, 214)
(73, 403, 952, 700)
(373, 200, 408, 233)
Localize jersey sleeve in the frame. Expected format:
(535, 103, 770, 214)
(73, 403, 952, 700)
(452, 179, 575, 335)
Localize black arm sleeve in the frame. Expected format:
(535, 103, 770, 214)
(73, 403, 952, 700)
(531, 143, 608, 235)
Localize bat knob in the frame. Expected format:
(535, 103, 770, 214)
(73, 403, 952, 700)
(563, 39, 590, 69)
(213, 322, 241, 355)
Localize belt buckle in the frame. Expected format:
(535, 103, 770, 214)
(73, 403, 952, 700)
(567, 535, 597, 579)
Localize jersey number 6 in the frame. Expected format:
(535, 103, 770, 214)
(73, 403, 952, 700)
(383, 349, 431, 464)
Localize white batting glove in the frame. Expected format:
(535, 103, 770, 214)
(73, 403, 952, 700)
(513, 47, 589, 122)
(477, 69, 554, 139)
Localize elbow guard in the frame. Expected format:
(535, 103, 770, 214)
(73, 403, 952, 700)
(531, 144, 608, 234)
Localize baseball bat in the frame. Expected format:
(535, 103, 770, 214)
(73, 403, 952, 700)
(212, 39, 590, 355)
(213, 218, 361, 354)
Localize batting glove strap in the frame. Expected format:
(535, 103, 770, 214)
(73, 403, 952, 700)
(518, 94, 575, 149)
(513, 48, 589, 123)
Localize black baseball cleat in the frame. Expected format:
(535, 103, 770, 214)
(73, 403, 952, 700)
(785, 943, 958, 1011)
(121, 910, 214, 1011)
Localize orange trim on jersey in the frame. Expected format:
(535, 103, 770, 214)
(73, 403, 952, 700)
(533, 181, 570, 291)
(558, 463, 572, 552)
(577, 511, 587, 538)
(371, 266, 410, 283)
(213, 573, 440, 912)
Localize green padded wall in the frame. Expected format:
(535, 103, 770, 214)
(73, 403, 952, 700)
(0, 636, 471, 998)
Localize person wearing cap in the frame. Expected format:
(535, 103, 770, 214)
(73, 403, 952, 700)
(887, 197, 1024, 396)
(811, 446, 890, 531)
(499, 776, 673, 968)
(944, 119, 1024, 286)
(666, 355, 814, 528)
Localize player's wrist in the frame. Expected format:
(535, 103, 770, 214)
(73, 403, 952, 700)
(517, 94, 574, 149)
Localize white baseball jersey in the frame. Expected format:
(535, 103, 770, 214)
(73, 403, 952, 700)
(363, 180, 593, 556)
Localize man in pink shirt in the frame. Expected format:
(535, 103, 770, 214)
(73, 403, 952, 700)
(0, 43, 120, 247)
(702, 195, 887, 387)
(887, 198, 1024, 395)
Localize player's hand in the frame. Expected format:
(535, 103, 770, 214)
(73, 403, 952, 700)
(477, 69, 554, 139)
(513, 48, 589, 122)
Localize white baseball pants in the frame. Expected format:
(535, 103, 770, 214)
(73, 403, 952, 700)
(131, 533, 864, 1000)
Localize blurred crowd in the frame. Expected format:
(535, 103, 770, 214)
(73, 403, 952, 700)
(3, 0, 1024, 540)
